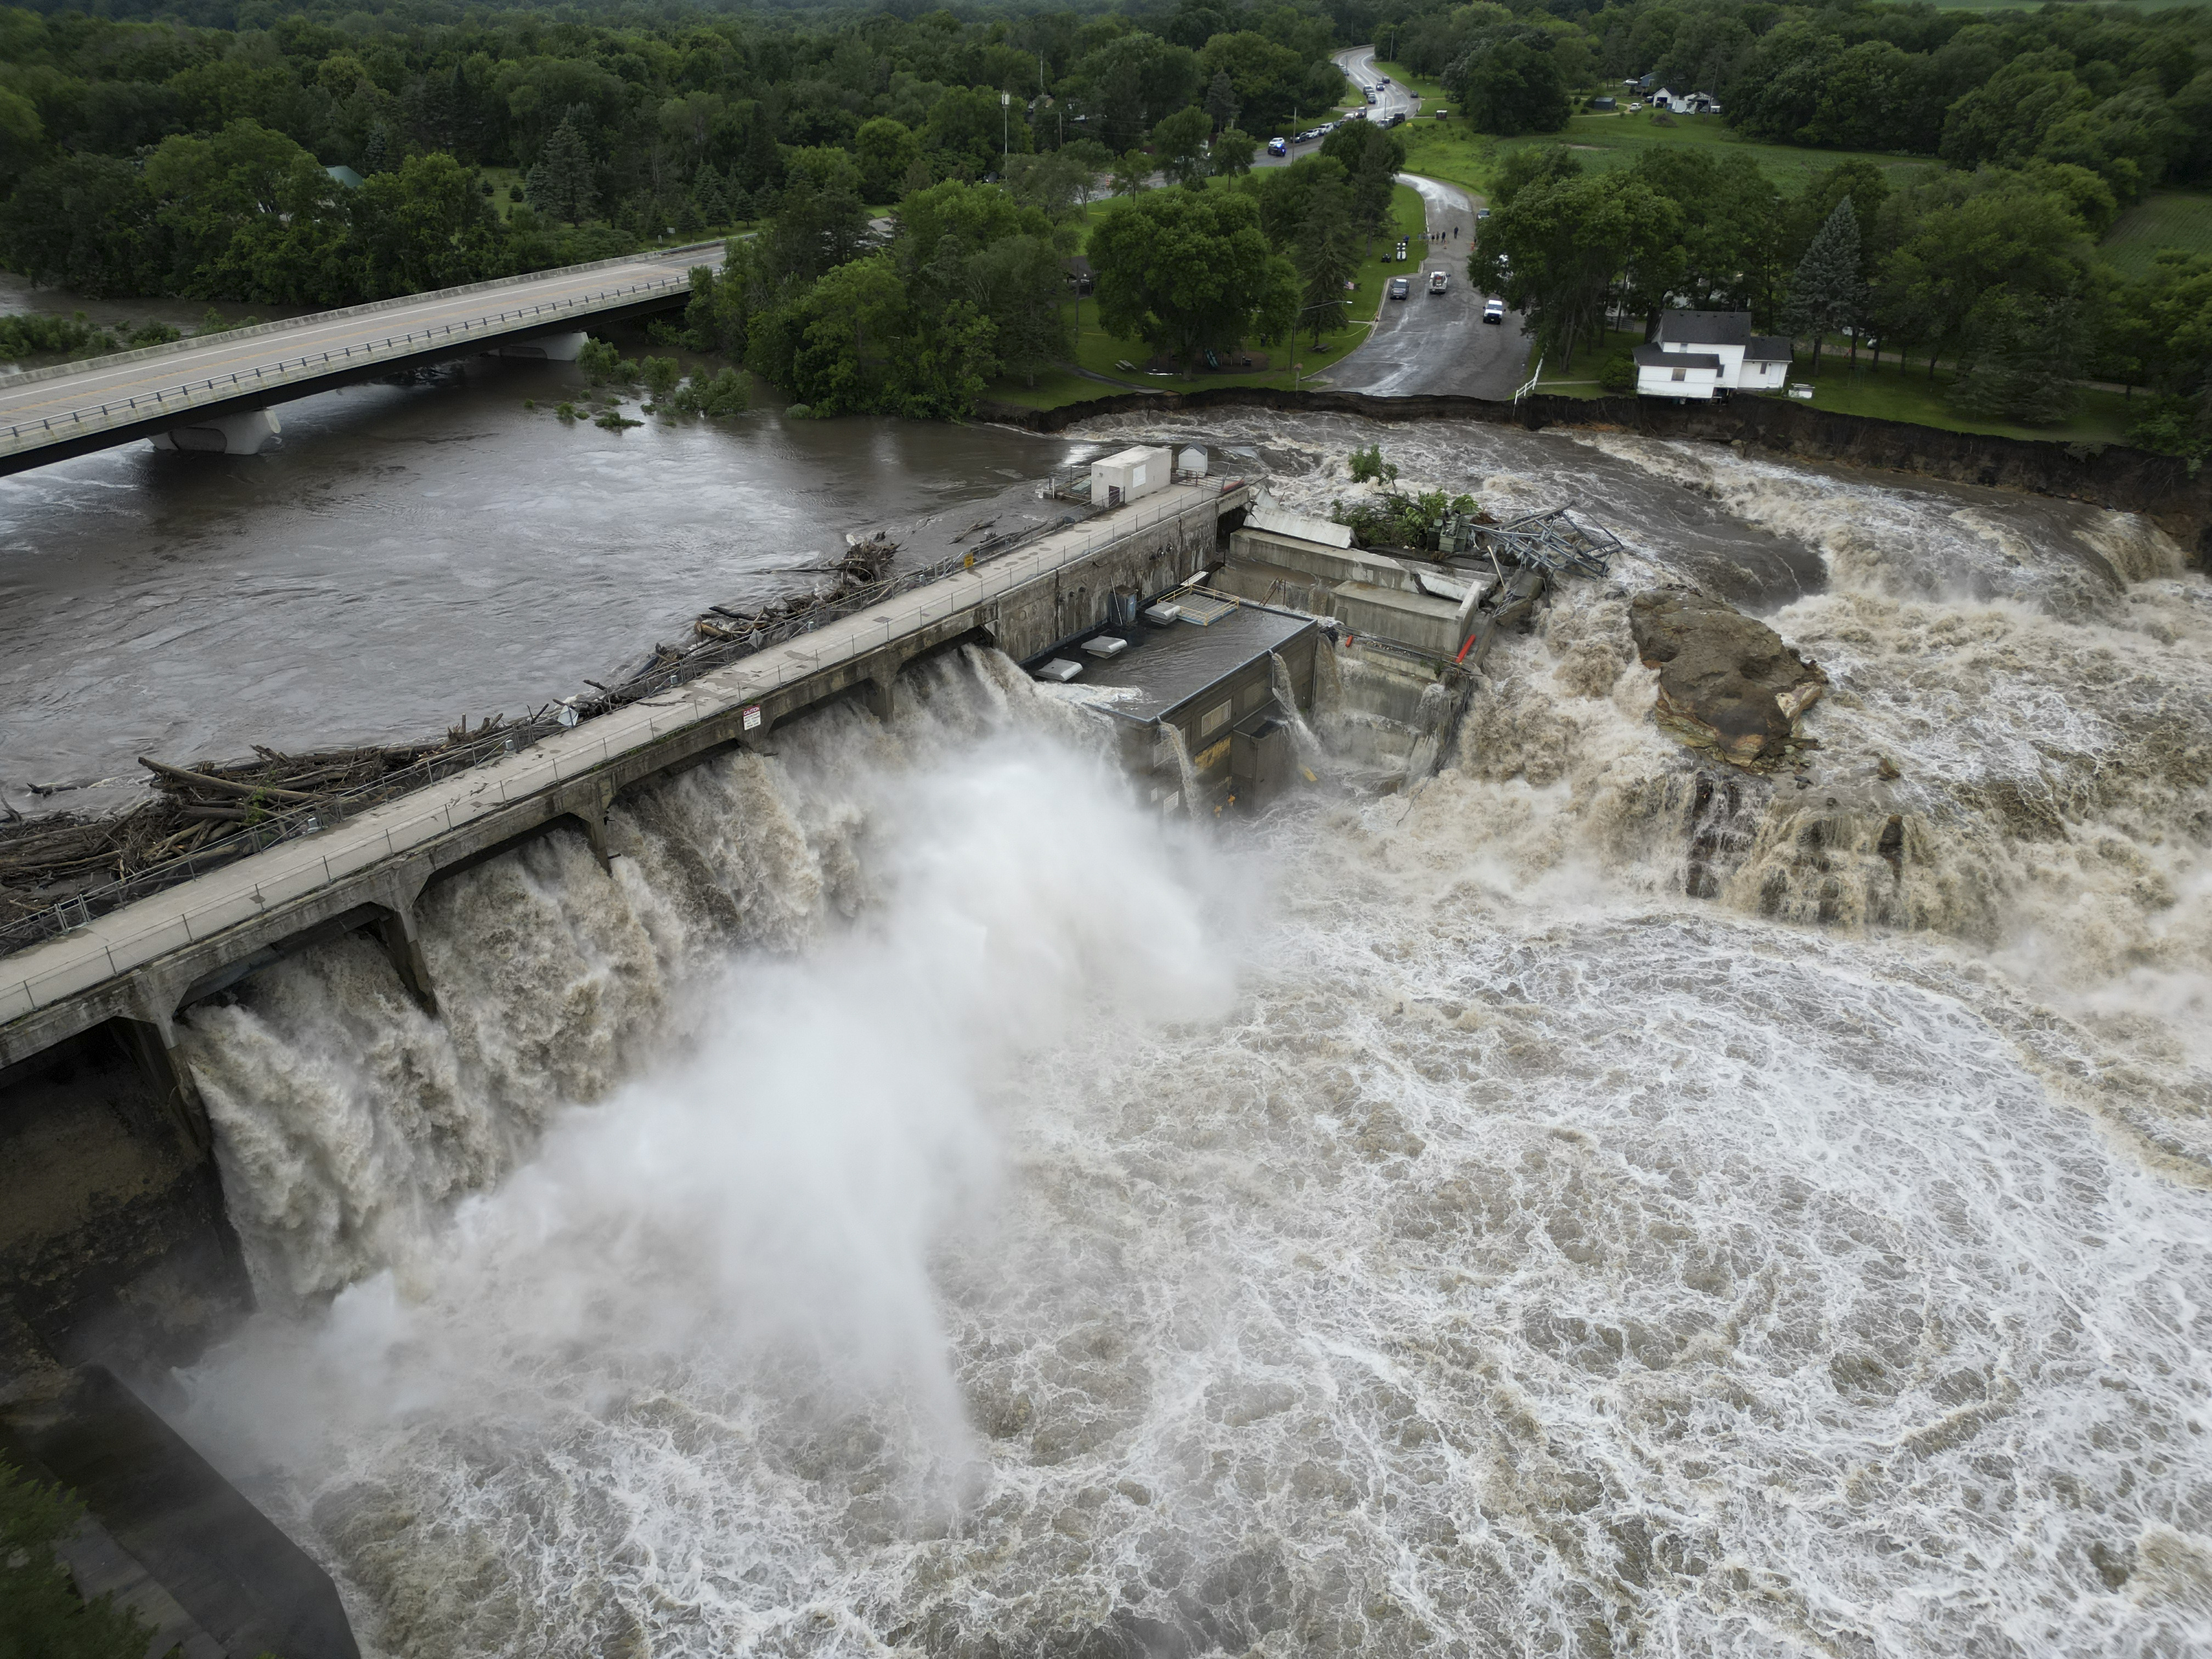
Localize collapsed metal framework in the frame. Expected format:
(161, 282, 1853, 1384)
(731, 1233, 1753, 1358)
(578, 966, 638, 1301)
(1440, 506, 1622, 579)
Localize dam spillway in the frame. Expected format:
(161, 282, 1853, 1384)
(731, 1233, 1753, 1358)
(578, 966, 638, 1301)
(0, 479, 1252, 1370)
(2, 405, 2210, 1658)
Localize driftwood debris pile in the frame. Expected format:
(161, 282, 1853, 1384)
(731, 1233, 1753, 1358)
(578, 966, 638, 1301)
(0, 723, 524, 924)
(689, 532, 900, 648)
(4, 526, 922, 940)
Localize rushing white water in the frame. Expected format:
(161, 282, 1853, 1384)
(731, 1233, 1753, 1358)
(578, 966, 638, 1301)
(171, 419, 2212, 1658)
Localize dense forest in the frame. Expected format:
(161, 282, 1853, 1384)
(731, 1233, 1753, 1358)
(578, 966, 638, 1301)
(3, 0, 2212, 445)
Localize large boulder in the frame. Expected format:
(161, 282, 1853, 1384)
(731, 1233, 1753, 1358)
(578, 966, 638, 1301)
(1629, 589, 1828, 769)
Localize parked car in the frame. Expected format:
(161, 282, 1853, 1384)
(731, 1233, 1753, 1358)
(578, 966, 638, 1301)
(1389, 276, 1410, 300)
(1432, 108, 1449, 118)
(1483, 298, 1506, 324)
(1475, 207, 1491, 221)
(1267, 136, 1288, 156)
(1429, 269, 1449, 295)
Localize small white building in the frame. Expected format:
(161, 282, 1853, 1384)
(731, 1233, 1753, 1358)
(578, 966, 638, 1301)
(1647, 88, 1720, 115)
(1090, 445, 1172, 509)
(1635, 312, 1792, 399)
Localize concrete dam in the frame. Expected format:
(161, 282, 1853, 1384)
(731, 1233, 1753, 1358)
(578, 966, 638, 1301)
(6, 394, 2209, 1659)
(3, 465, 1361, 1656)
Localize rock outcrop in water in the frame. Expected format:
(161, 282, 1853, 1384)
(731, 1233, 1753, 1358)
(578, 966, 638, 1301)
(1629, 589, 1828, 769)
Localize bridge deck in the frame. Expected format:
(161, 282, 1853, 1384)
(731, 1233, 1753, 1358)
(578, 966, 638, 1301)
(0, 245, 717, 473)
(0, 483, 1234, 1040)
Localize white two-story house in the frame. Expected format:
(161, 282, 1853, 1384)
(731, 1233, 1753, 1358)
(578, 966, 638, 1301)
(1634, 311, 1792, 399)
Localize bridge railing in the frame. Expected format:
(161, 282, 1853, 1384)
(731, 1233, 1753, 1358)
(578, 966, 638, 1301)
(0, 481, 1248, 986)
(0, 272, 693, 461)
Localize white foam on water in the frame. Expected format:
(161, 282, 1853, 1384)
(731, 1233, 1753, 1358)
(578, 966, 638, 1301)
(167, 419, 2212, 1658)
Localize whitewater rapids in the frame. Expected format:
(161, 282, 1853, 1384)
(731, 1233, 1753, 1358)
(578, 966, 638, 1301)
(170, 417, 2212, 1658)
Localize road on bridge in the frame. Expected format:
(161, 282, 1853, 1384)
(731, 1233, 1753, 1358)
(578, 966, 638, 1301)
(0, 245, 718, 474)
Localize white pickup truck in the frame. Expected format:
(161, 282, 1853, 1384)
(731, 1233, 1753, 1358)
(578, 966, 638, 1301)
(1428, 269, 1449, 295)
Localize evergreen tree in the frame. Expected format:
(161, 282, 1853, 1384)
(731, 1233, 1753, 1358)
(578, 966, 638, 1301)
(1204, 70, 1242, 136)
(1294, 176, 1359, 347)
(1350, 135, 1397, 255)
(692, 160, 728, 223)
(1783, 195, 1866, 374)
(1952, 290, 2083, 423)
(527, 112, 597, 223)
(360, 121, 390, 176)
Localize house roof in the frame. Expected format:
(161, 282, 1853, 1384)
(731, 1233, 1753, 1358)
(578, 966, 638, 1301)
(1635, 345, 1720, 370)
(1745, 335, 1793, 362)
(1656, 311, 1752, 347)
(324, 164, 364, 188)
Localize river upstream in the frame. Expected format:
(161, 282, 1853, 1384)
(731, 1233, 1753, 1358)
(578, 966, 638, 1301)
(6, 380, 2212, 1657)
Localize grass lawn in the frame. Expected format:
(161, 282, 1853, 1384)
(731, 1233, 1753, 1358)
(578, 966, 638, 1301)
(1788, 357, 2136, 443)
(981, 180, 1427, 408)
(1373, 73, 1940, 201)
(2100, 190, 2212, 280)
(1519, 325, 2137, 444)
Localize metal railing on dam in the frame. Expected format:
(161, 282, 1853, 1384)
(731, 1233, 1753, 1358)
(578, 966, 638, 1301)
(0, 242, 720, 475)
(0, 479, 1252, 1059)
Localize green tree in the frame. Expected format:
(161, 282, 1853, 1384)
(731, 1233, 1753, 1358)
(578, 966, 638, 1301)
(1453, 41, 1570, 138)
(1111, 149, 1154, 197)
(1782, 196, 1866, 373)
(854, 117, 921, 204)
(1, 1456, 156, 1659)
(350, 153, 503, 298)
(1091, 186, 1293, 373)
(1203, 69, 1241, 134)
(1477, 172, 1683, 370)
(961, 233, 1073, 386)
(760, 146, 869, 290)
(1951, 290, 2083, 423)
(1878, 179, 2094, 379)
(1211, 128, 1259, 177)
(1490, 144, 1582, 212)
(1152, 104, 1214, 188)
(527, 111, 597, 224)
(1294, 176, 1359, 346)
(641, 355, 681, 402)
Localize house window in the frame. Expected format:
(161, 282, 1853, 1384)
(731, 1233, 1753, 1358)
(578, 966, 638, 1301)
(1671, 367, 1685, 382)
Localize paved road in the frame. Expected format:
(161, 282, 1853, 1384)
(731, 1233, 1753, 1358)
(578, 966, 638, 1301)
(1328, 173, 1533, 398)
(0, 247, 714, 462)
(1250, 44, 1419, 171)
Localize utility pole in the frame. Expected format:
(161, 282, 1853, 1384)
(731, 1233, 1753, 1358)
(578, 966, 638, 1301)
(1002, 90, 1012, 161)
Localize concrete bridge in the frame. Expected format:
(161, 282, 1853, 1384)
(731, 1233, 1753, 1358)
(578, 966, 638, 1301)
(0, 243, 720, 475)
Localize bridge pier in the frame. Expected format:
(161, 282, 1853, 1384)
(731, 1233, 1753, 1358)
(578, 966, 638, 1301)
(147, 409, 281, 457)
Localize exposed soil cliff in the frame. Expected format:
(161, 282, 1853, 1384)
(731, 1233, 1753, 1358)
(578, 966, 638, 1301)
(974, 387, 2212, 561)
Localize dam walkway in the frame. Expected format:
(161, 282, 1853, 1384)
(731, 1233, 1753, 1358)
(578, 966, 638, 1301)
(0, 481, 1249, 1081)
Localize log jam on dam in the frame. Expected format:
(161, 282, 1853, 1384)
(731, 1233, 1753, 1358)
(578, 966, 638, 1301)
(3, 393, 2211, 1658)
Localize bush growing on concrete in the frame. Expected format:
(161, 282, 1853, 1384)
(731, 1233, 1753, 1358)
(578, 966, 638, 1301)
(1347, 443, 1398, 484)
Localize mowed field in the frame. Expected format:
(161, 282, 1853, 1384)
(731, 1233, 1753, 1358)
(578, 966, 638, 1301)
(1372, 67, 1942, 203)
(2100, 190, 2212, 278)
